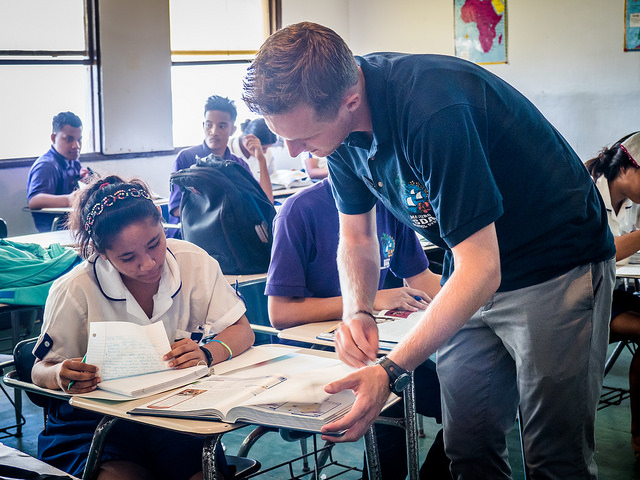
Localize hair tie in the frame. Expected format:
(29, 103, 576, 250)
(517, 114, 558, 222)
(99, 182, 110, 189)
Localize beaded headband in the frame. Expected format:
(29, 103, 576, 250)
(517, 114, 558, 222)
(84, 187, 152, 235)
(621, 132, 640, 169)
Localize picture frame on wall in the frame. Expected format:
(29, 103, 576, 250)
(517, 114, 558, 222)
(625, 0, 640, 51)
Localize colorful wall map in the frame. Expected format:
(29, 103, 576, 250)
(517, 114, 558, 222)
(625, 0, 640, 51)
(454, 0, 507, 64)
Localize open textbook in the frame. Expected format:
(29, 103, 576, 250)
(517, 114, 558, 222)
(129, 348, 378, 433)
(82, 322, 210, 398)
(316, 309, 424, 351)
(270, 169, 312, 190)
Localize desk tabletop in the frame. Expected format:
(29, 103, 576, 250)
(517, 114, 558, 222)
(616, 263, 640, 279)
(4, 229, 76, 248)
(69, 391, 245, 435)
(224, 272, 267, 287)
(278, 320, 340, 348)
(272, 185, 311, 198)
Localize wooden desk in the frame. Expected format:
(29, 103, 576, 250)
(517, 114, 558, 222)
(277, 322, 420, 480)
(272, 185, 311, 199)
(224, 272, 268, 288)
(5, 230, 76, 248)
(68, 345, 386, 480)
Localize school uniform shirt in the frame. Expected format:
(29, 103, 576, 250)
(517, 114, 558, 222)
(167, 142, 251, 232)
(229, 135, 275, 181)
(34, 238, 246, 363)
(265, 178, 429, 299)
(26, 146, 83, 232)
(327, 52, 614, 291)
(595, 175, 640, 266)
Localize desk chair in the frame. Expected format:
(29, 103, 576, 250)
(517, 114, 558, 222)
(599, 339, 637, 410)
(0, 218, 7, 238)
(0, 353, 25, 438)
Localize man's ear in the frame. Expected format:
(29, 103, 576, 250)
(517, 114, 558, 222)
(50, 133, 57, 144)
(343, 92, 361, 113)
(231, 125, 237, 136)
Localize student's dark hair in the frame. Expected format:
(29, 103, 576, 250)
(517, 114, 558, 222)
(585, 131, 640, 181)
(241, 118, 277, 146)
(52, 111, 82, 133)
(242, 22, 359, 120)
(68, 175, 162, 258)
(204, 95, 237, 123)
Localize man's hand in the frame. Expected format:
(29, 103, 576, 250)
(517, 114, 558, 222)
(321, 364, 390, 442)
(374, 287, 430, 312)
(334, 313, 379, 367)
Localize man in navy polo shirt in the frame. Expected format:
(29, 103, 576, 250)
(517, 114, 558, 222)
(168, 95, 272, 238)
(27, 111, 90, 232)
(243, 22, 616, 479)
(266, 177, 450, 479)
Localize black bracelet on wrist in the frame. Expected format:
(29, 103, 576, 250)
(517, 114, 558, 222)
(354, 310, 376, 321)
(199, 346, 214, 367)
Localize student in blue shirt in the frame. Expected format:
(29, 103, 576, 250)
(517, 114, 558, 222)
(27, 111, 91, 232)
(243, 22, 616, 479)
(266, 177, 450, 479)
(168, 95, 273, 237)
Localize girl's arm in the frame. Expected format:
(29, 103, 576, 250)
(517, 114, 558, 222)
(31, 357, 99, 393)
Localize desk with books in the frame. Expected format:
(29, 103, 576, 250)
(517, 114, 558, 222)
(66, 345, 389, 480)
(278, 316, 422, 480)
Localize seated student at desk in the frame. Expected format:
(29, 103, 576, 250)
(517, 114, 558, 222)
(586, 131, 640, 459)
(265, 177, 451, 479)
(168, 95, 274, 238)
(27, 111, 91, 232)
(31, 174, 254, 480)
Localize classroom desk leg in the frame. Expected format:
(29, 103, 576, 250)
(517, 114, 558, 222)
(83, 416, 119, 480)
(202, 433, 225, 480)
(363, 425, 381, 480)
(404, 372, 419, 480)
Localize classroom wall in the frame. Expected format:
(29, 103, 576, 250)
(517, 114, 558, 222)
(3, 0, 639, 236)
(283, 0, 640, 161)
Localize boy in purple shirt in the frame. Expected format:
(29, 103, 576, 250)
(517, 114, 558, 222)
(27, 111, 90, 232)
(168, 96, 273, 237)
(266, 178, 451, 479)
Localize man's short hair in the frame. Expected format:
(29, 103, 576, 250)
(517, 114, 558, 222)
(52, 111, 82, 133)
(204, 95, 238, 123)
(242, 22, 359, 120)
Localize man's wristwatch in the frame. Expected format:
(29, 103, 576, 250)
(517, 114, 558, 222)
(375, 356, 411, 395)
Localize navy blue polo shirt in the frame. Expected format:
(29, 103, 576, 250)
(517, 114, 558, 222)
(27, 147, 83, 232)
(328, 53, 614, 291)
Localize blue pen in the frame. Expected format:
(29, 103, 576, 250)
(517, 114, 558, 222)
(67, 354, 87, 390)
(413, 295, 424, 302)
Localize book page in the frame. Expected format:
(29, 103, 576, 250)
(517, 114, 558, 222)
(376, 310, 424, 344)
(137, 375, 288, 417)
(212, 345, 295, 375)
(85, 321, 171, 380)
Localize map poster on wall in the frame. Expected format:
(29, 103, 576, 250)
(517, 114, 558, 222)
(454, 0, 507, 64)
(625, 0, 640, 51)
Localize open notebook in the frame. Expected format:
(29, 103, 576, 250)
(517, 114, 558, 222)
(83, 322, 209, 398)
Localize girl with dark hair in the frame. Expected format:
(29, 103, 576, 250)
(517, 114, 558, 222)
(586, 131, 640, 458)
(229, 118, 277, 197)
(31, 174, 254, 479)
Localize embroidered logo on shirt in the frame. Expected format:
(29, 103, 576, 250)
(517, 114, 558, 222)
(403, 180, 438, 230)
(380, 233, 395, 269)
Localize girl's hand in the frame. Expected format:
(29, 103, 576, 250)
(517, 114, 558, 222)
(165, 338, 205, 369)
(242, 134, 264, 158)
(57, 358, 99, 393)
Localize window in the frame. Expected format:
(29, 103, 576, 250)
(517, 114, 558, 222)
(170, 0, 274, 147)
(0, 0, 97, 160)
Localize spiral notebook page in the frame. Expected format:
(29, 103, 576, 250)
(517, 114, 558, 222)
(85, 322, 171, 381)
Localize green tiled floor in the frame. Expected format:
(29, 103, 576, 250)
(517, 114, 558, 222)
(1, 343, 639, 479)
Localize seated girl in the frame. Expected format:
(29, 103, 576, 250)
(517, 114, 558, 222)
(31, 174, 255, 480)
(585, 131, 640, 458)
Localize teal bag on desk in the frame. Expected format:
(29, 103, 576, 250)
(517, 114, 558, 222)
(0, 239, 81, 305)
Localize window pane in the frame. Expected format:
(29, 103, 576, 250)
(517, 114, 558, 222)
(170, 0, 266, 52)
(0, 65, 93, 158)
(171, 63, 255, 147)
(0, 0, 85, 51)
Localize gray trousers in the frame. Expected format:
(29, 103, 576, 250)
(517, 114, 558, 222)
(437, 258, 615, 480)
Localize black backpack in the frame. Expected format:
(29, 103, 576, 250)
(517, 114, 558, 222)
(170, 154, 276, 274)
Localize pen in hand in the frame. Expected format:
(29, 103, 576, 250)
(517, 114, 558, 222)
(67, 354, 87, 390)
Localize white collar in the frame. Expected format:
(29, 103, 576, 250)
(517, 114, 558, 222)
(596, 175, 633, 215)
(92, 247, 182, 320)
